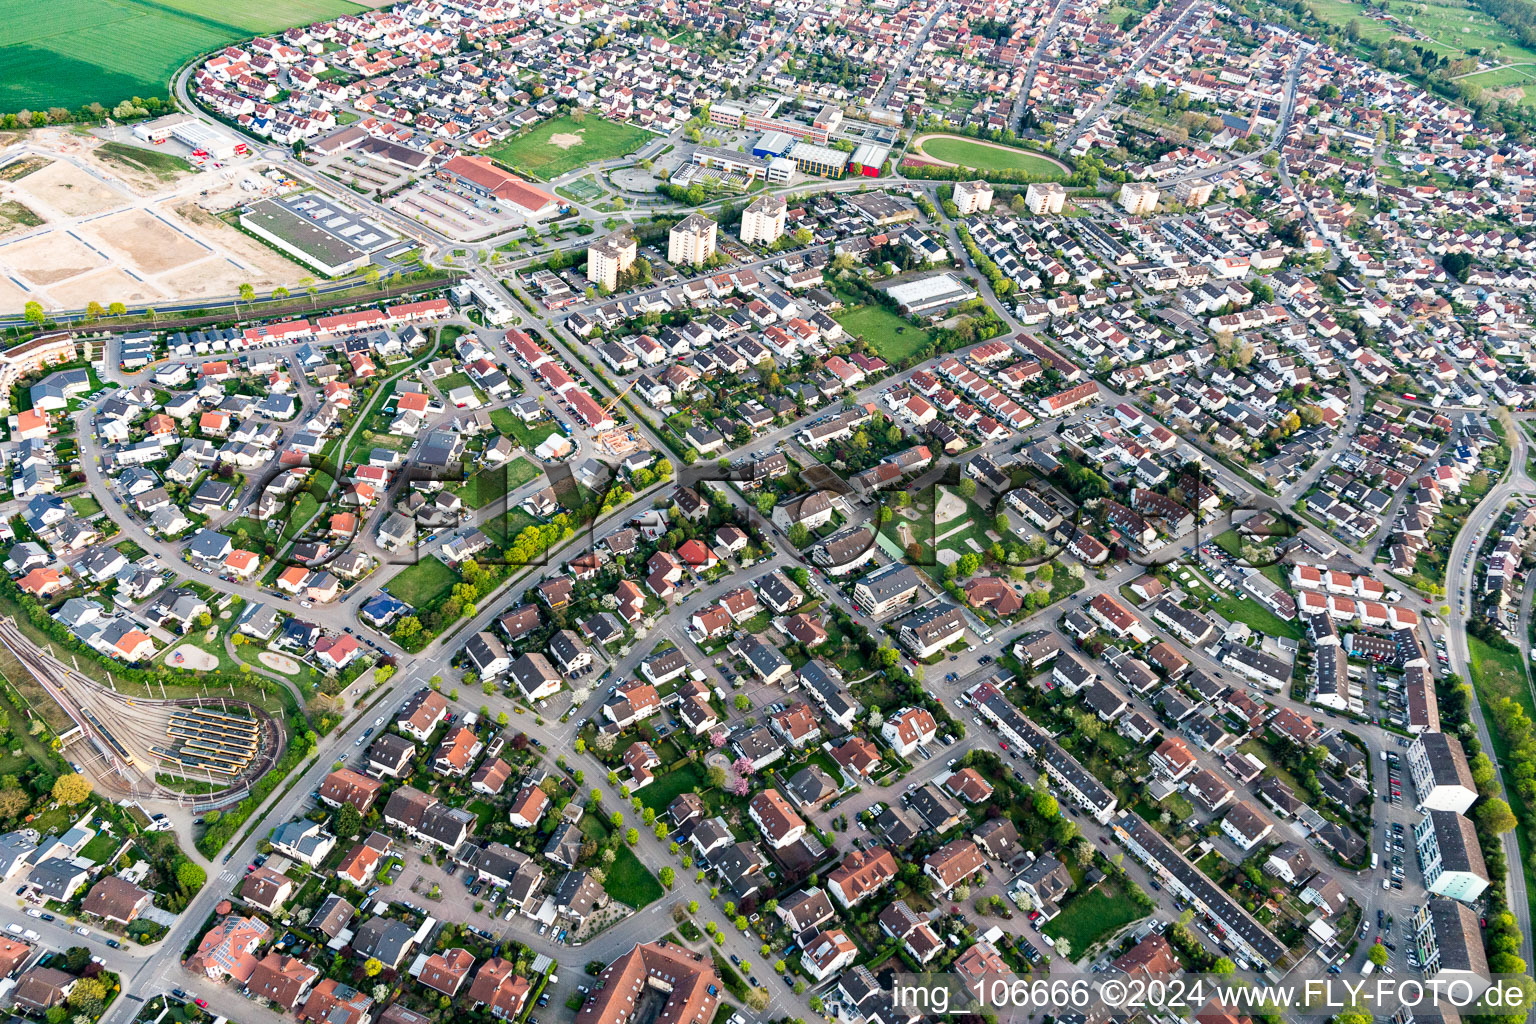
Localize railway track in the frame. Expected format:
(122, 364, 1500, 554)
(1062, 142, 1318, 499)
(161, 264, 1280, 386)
(0, 619, 284, 803)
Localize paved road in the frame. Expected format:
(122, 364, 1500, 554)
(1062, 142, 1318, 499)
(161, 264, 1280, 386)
(1011, 0, 1071, 134)
(1058, 0, 1199, 152)
(1443, 413, 1535, 969)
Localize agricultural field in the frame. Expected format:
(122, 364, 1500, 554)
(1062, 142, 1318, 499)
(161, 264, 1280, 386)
(1459, 63, 1536, 107)
(483, 116, 654, 181)
(0, 0, 364, 113)
(911, 134, 1071, 176)
(1305, 0, 1536, 67)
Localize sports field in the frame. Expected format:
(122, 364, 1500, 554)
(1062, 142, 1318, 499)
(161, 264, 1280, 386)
(912, 134, 1070, 177)
(0, 0, 363, 112)
(483, 116, 653, 181)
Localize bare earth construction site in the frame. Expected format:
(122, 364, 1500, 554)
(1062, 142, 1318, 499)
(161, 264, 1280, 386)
(0, 131, 307, 312)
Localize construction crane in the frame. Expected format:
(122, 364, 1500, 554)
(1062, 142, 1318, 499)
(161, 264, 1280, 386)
(600, 376, 638, 417)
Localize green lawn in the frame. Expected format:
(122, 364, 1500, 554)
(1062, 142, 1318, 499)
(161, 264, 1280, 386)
(386, 556, 458, 610)
(637, 762, 705, 811)
(1305, 0, 1536, 65)
(490, 408, 561, 452)
(454, 457, 540, 510)
(96, 142, 193, 181)
(1042, 883, 1144, 952)
(69, 494, 103, 517)
(483, 116, 653, 181)
(603, 845, 663, 908)
(915, 135, 1070, 177)
(0, 0, 364, 112)
(1459, 64, 1536, 107)
(832, 303, 932, 365)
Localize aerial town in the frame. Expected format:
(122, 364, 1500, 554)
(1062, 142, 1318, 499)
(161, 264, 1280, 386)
(1, 0, 1536, 1021)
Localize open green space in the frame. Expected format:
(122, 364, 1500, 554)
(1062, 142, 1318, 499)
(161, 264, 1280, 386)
(0, 200, 43, 233)
(602, 845, 663, 908)
(490, 407, 561, 452)
(483, 116, 653, 181)
(832, 302, 932, 365)
(1459, 64, 1536, 107)
(454, 457, 540, 510)
(386, 555, 458, 610)
(69, 494, 103, 518)
(914, 135, 1070, 176)
(0, 0, 364, 113)
(637, 762, 706, 811)
(96, 142, 193, 181)
(1466, 633, 1536, 941)
(1304, 0, 1536, 66)
(1185, 567, 1303, 641)
(1042, 883, 1144, 952)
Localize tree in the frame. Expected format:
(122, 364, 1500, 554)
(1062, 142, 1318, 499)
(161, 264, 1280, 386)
(23, 301, 44, 327)
(625, 827, 640, 845)
(706, 765, 728, 788)
(364, 958, 383, 977)
(0, 789, 27, 819)
(1054, 938, 1072, 960)
(51, 773, 91, 806)
(176, 859, 207, 893)
(334, 803, 363, 840)
(1367, 944, 1389, 967)
(734, 694, 752, 711)
(1477, 797, 1517, 834)
(788, 523, 810, 548)
(1212, 957, 1237, 974)
(660, 867, 675, 887)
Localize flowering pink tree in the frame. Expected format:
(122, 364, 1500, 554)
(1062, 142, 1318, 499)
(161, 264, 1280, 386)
(733, 776, 751, 797)
(733, 757, 754, 777)
(710, 730, 728, 749)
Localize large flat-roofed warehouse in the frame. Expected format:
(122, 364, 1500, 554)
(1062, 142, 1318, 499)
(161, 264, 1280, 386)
(437, 155, 560, 221)
(132, 117, 246, 160)
(884, 273, 978, 315)
(786, 141, 849, 178)
(240, 193, 409, 276)
(844, 190, 917, 226)
(848, 143, 890, 177)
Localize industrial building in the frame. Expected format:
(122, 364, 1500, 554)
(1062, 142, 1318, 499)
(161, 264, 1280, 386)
(884, 273, 977, 315)
(786, 142, 849, 178)
(437, 155, 561, 221)
(132, 117, 247, 160)
(848, 142, 890, 177)
(753, 131, 794, 159)
(711, 97, 842, 146)
(240, 193, 408, 276)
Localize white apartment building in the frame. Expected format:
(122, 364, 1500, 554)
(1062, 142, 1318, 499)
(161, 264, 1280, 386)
(586, 230, 637, 291)
(1119, 182, 1160, 215)
(668, 212, 718, 266)
(740, 195, 787, 245)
